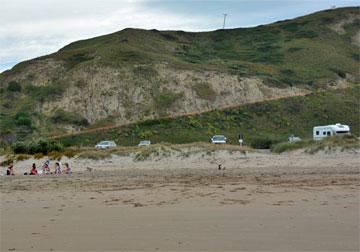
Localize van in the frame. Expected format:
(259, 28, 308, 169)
(313, 123, 350, 140)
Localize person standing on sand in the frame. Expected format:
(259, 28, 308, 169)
(238, 134, 244, 147)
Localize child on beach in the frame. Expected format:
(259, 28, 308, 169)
(63, 163, 72, 175)
(54, 162, 62, 175)
(6, 165, 14, 176)
(29, 163, 38, 175)
(42, 160, 51, 175)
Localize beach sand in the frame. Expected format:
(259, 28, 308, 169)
(1, 148, 359, 251)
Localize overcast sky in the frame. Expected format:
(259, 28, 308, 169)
(0, 0, 358, 72)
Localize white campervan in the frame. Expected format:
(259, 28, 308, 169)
(313, 123, 350, 140)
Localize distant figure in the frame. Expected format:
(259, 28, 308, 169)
(218, 164, 225, 170)
(42, 160, 50, 175)
(238, 134, 244, 147)
(63, 163, 72, 175)
(30, 163, 38, 175)
(54, 162, 61, 175)
(6, 165, 14, 176)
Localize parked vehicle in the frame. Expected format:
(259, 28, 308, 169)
(95, 141, 117, 149)
(288, 135, 302, 143)
(313, 123, 350, 140)
(211, 135, 227, 144)
(138, 140, 151, 147)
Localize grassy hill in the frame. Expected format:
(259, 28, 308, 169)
(0, 7, 359, 143)
(57, 85, 360, 148)
(47, 7, 359, 85)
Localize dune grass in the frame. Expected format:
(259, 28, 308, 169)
(271, 135, 360, 153)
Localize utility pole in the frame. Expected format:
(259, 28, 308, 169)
(223, 13, 227, 29)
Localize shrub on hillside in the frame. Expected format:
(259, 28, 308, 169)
(11, 139, 64, 154)
(51, 109, 89, 127)
(192, 82, 216, 101)
(154, 91, 183, 109)
(15, 112, 32, 127)
(25, 83, 65, 103)
(11, 141, 28, 154)
(7, 81, 22, 92)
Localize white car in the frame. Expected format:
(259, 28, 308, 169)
(211, 135, 227, 144)
(95, 141, 117, 149)
(138, 140, 151, 146)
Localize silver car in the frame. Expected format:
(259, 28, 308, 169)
(95, 141, 117, 149)
(211, 135, 227, 144)
(288, 135, 302, 143)
(138, 140, 151, 147)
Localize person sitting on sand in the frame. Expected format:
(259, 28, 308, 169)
(54, 162, 62, 175)
(42, 160, 50, 175)
(6, 165, 15, 176)
(63, 163, 72, 175)
(30, 163, 38, 175)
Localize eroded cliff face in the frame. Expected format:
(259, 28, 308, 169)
(1, 59, 306, 126)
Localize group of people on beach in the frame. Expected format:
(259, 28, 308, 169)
(6, 160, 72, 176)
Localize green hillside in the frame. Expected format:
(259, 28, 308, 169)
(0, 7, 359, 142)
(58, 85, 360, 147)
(49, 7, 359, 87)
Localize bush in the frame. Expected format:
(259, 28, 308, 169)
(11, 139, 64, 154)
(192, 82, 216, 101)
(154, 91, 183, 109)
(25, 83, 65, 103)
(15, 112, 32, 127)
(271, 140, 313, 153)
(11, 141, 28, 154)
(51, 109, 89, 127)
(250, 137, 281, 149)
(15, 154, 31, 161)
(7, 81, 22, 92)
(77, 150, 111, 160)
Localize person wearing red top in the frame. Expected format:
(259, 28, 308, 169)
(30, 163, 38, 175)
